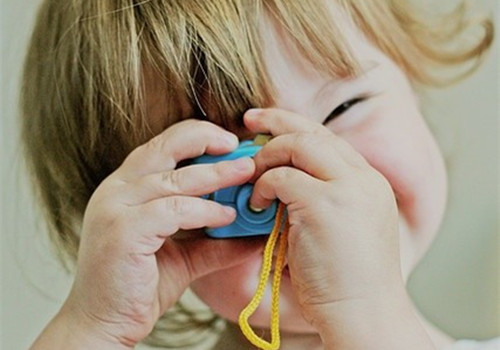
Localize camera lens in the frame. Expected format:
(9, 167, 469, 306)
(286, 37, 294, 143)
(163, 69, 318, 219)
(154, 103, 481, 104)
(236, 185, 277, 225)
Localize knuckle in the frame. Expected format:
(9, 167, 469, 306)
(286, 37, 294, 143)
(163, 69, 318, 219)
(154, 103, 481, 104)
(313, 124, 330, 135)
(168, 196, 189, 216)
(107, 214, 130, 237)
(179, 118, 198, 126)
(211, 201, 228, 216)
(213, 163, 233, 184)
(85, 186, 131, 232)
(187, 120, 231, 145)
(143, 133, 165, 155)
(214, 161, 228, 176)
(161, 170, 183, 194)
(197, 120, 217, 129)
(269, 167, 295, 183)
(368, 170, 392, 193)
(173, 118, 202, 131)
(124, 146, 142, 164)
(357, 169, 395, 205)
(89, 205, 128, 238)
(322, 132, 340, 147)
(148, 132, 164, 148)
(191, 120, 220, 136)
(291, 132, 306, 149)
(292, 132, 319, 151)
(374, 173, 396, 203)
(262, 107, 277, 116)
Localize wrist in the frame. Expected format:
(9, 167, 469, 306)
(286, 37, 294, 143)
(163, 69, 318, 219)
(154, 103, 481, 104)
(31, 301, 134, 350)
(313, 286, 436, 350)
(61, 297, 136, 349)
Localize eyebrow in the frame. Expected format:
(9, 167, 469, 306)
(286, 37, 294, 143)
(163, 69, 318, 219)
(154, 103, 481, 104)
(310, 60, 381, 123)
(314, 60, 381, 103)
(358, 60, 381, 74)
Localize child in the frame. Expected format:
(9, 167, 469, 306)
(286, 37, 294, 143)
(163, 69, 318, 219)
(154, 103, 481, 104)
(21, 0, 496, 349)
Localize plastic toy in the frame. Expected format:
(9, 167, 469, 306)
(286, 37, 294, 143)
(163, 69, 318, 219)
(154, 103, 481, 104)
(192, 136, 278, 238)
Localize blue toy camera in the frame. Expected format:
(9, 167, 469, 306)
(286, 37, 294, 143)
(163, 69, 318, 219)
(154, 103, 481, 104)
(192, 138, 278, 238)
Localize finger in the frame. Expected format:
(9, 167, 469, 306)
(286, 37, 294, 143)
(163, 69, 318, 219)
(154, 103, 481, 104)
(127, 157, 255, 204)
(154, 235, 265, 311)
(249, 166, 322, 210)
(168, 236, 266, 282)
(122, 196, 237, 255)
(117, 120, 239, 181)
(252, 133, 354, 181)
(244, 108, 331, 136)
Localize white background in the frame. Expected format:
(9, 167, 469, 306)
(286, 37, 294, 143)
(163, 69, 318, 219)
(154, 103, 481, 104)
(1, 0, 499, 349)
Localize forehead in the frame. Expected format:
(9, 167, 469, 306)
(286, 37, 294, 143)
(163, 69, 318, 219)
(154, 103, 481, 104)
(259, 3, 383, 110)
(141, 0, 390, 135)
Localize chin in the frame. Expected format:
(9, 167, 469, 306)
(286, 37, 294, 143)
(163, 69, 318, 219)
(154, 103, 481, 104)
(190, 254, 318, 334)
(398, 191, 446, 282)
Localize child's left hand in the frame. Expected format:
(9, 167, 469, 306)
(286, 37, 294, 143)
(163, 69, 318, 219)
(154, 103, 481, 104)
(244, 108, 434, 349)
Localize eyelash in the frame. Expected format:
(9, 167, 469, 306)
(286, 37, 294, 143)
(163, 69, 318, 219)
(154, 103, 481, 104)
(323, 96, 366, 125)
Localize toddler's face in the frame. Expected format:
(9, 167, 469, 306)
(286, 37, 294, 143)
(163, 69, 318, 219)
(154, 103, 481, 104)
(189, 7, 447, 332)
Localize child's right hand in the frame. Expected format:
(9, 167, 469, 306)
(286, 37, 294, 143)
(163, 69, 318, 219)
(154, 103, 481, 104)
(51, 120, 263, 348)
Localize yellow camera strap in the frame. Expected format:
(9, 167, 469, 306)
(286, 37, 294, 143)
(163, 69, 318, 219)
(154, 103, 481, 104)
(238, 202, 289, 350)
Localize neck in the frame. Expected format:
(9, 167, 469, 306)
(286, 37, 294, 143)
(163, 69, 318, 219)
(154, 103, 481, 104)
(214, 322, 323, 350)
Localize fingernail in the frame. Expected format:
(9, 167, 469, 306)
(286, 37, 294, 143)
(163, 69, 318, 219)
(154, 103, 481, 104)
(223, 133, 239, 147)
(233, 157, 252, 171)
(245, 108, 262, 118)
(224, 206, 236, 216)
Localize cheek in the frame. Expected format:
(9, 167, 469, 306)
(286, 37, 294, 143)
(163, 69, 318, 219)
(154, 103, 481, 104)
(190, 259, 316, 332)
(335, 108, 448, 268)
(191, 269, 252, 322)
(190, 261, 260, 322)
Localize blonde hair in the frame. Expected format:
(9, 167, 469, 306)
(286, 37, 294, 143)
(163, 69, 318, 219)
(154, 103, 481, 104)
(21, 0, 493, 348)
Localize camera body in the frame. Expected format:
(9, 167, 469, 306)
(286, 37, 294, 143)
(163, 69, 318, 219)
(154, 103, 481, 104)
(192, 140, 278, 238)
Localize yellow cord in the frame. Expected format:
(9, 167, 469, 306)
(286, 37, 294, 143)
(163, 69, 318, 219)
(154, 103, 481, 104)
(238, 202, 289, 350)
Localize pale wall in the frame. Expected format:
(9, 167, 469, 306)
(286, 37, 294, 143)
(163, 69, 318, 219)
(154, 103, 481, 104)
(1, 1, 498, 349)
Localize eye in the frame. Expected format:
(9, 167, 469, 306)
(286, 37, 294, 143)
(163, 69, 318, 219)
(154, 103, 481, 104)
(323, 97, 365, 125)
